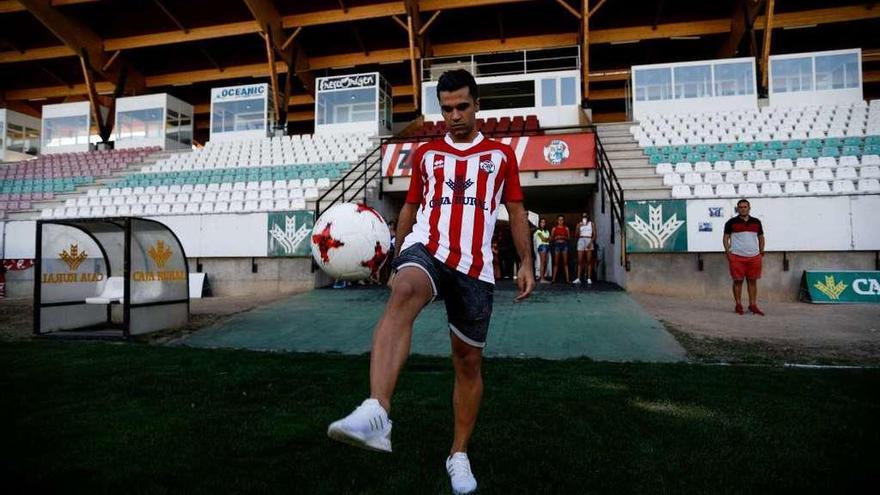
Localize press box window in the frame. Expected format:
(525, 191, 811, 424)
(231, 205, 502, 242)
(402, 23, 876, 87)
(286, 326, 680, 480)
(479, 80, 535, 110)
(212, 98, 266, 133)
(117, 108, 164, 140)
(43, 115, 89, 148)
(317, 88, 377, 125)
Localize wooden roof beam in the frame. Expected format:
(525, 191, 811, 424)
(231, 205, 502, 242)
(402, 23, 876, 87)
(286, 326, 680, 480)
(0, 0, 98, 14)
(718, 0, 765, 58)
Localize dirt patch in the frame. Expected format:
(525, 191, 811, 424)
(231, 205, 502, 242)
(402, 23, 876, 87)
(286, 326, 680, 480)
(635, 293, 880, 365)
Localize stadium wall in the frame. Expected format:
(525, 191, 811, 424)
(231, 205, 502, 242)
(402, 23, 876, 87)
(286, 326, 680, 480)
(625, 251, 876, 302)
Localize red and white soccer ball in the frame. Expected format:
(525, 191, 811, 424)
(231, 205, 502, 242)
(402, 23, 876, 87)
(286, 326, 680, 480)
(311, 202, 391, 281)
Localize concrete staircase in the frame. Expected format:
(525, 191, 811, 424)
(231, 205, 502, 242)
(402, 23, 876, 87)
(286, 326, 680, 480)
(596, 122, 670, 200)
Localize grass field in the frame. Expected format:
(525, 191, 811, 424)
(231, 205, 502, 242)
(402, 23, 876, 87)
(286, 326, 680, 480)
(2, 340, 878, 494)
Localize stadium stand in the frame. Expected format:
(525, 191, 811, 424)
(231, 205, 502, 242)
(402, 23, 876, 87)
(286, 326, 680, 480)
(39, 133, 372, 219)
(1, 147, 159, 217)
(412, 115, 540, 138)
(629, 101, 880, 199)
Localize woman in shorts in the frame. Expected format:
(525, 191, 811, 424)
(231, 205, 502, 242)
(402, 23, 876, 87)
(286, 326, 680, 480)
(574, 212, 596, 285)
(533, 218, 551, 283)
(550, 215, 571, 284)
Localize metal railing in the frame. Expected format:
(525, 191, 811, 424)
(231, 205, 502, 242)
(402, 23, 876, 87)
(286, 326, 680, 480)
(314, 141, 384, 218)
(594, 132, 627, 267)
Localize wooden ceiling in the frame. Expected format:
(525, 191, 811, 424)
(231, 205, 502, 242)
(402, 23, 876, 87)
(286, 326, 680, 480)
(1, 0, 879, 137)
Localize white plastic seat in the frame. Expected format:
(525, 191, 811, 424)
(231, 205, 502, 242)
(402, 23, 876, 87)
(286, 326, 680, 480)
(176, 193, 190, 203)
(768, 170, 789, 182)
(259, 190, 274, 201)
(693, 184, 714, 197)
(214, 201, 229, 213)
(692, 161, 711, 173)
(671, 185, 691, 198)
(287, 179, 302, 189)
(812, 168, 835, 181)
(859, 166, 880, 179)
(169, 185, 182, 194)
(838, 156, 859, 167)
(99, 196, 113, 207)
(291, 197, 307, 209)
(274, 189, 290, 200)
(244, 200, 259, 212)
(260, 180, 274, 190)
(245, 190, 259, 201)
(40, 208, 54, 219)
(674, 162, 693, 174)
(725, 171, 745, 184)
(156, 185, 169, 195)
(97, 188, 111, 197)
(784, 181, 806, 195)
(246, 181, 260, 191)
(109, 188, 122, 197)
(258, 199, 274, 211)
(683, 172, 702, 185)
(790, 169, 812, 181)
(760, 182, 783, 196)
(170, 203, 185, 215)
(118, 205, 132, 216)
(738, 183, 759, 196)
(655, 163, 673, 174)
(753, 159, 773, 171)
(704, 172, 723, 184)
(185, 202, 200, 214)
(746, 171, 767, 183)
(112, 196, 125, 206)
(836, 167, 858, 180)
(861, 154, 880, 166)
(857, 178, 880, 193)
(808, 181, 831, 194)
(796, 158, 815, 168)
(817, 157, 837, 168)
(163, 193, 177, 204)
(663, 174, 682, 186)
(301, 178, 317, 188)
(733, 160, 752, 172)
(304, 187, 319, 199)
(143, 204, 157, 215)
(832, 180, 856, 194)
(233, 182, 247, 191)
(181, 184, 194, 194)
(87, 189, 98, 197)
(714, 160, 732, 172)
(90, 207, 105, 217)
(715, 184, 737, 197)
(774, 158, 793, 170)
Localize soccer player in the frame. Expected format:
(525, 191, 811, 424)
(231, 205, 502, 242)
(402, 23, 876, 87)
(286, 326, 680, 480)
(327, 69, 535, 495)
(723, 199, 765, 315)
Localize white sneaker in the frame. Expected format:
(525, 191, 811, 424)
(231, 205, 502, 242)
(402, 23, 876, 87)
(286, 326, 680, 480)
(446, 452, 477, 494)
(572, 278, 581, 284)
(327, 398, 392, 453)
(587, 278, 592, 284)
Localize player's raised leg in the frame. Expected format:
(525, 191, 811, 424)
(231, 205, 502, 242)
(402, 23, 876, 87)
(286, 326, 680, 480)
(327, 267, 433, 452)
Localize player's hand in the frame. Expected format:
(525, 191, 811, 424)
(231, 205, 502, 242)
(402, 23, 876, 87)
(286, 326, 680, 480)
(514, 264, 535, 302)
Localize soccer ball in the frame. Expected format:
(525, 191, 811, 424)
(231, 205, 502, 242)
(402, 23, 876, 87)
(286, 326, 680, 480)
(311, 202, 391, 281)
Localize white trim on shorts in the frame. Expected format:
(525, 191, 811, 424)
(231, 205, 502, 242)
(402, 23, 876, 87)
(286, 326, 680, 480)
(395, 262, 438, 302)
(448, 322, 486, 349)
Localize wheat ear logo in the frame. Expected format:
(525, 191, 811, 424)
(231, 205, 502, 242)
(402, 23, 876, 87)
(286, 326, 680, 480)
(60, 244, 88, 271)
(627, 204, 685, 249)
(148, 240, 173, 269)
(813, 275, 848, 300)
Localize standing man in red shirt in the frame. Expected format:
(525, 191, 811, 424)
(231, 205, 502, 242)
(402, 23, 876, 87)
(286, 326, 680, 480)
(328, 69, 535, 495)
(723, 199, 765, 315)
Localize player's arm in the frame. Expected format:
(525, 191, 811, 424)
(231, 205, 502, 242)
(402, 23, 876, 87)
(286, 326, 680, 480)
(758, 234, 765, 256)
(507, 201, 535, 302)
(722, 234, 731, 254)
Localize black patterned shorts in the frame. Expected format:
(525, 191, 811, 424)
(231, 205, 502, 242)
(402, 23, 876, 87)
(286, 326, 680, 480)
(391, 243, 494, 348)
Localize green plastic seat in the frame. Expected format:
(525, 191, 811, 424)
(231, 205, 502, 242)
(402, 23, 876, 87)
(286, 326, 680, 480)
(843, 137, 862, 146)
(785, 140, 803, 149)
(842, 145, 861, 156)
(767, 140, 784, 150)
(695, 144, 711, 154)
(761, 150, 779, 160)
(649, 154, 664, 165)
(686, 152, 702, 162)
(865, 136, 880, 146)
(731, 142, 748, 152)
(781, 149, 799, 160)
(824, 138, 843, 147)
(711, 143, 729, 153)
(742, 150, 759, 161)
(801, 147, 820, 159)
(821, 146, 839, 157)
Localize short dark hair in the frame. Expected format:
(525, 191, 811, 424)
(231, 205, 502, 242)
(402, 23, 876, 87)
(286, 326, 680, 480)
(436, 69, 479, 101)
(737, 199, 750, 207)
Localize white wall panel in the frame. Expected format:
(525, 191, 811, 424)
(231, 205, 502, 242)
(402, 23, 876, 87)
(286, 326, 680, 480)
(749, 197, 853, 251)
(686, 199, 736, 252)
(850, 195, 880, 250)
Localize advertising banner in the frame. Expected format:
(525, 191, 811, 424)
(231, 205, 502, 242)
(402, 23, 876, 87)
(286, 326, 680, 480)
(625, 199, 688, 253)
(801, 271, 880, 304)
(381, 132, 597, 177)
(267, 211, 314, 257)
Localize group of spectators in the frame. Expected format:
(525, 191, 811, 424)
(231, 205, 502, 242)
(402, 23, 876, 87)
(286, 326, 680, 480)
(531, 213, 597, 285)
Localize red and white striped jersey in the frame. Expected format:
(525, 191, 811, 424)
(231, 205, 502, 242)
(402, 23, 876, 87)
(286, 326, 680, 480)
(400, 132, 524, 284)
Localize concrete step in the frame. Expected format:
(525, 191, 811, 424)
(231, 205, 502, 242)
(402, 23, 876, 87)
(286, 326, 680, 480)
(598, 130, 634, 139)
(618, 176, 665, 188)
(622, 188, 673, 200)
(613, 167, 661, 178)
(604, 149, 646, 160)
(601, 142, 640, 152)
(599, 135, 638, 145)
(606, 157, 649, 168)
(597, 122, 636, 132)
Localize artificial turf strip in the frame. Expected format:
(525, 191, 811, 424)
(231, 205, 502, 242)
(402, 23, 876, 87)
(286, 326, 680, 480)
(1, 341, 878, 494)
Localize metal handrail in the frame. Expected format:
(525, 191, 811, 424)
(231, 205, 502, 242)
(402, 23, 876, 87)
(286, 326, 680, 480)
(314, 142, 384, 218)
(594, 132, 626, 266)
